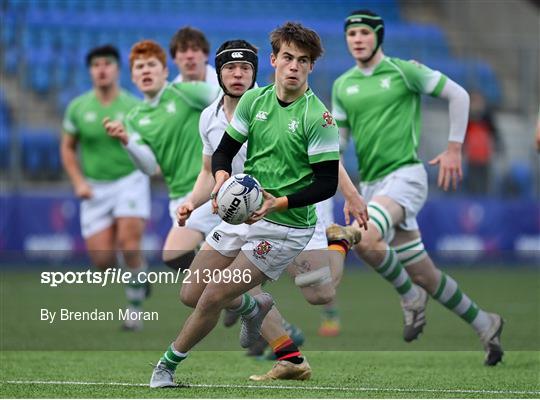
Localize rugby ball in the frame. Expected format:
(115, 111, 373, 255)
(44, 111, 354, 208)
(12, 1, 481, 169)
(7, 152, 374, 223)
(217, 174, 263, 225)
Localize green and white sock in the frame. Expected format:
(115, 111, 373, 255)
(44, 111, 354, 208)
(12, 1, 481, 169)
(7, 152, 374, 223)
(229, 293, 258, 319)
(125, 263, 147, 310)
(375, 246, 418, 302)
(160, 343, 187, 371)
(433, 273, 491, 334)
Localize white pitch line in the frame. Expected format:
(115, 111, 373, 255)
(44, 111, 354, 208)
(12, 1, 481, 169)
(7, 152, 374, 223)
(3, 380, 540, 396)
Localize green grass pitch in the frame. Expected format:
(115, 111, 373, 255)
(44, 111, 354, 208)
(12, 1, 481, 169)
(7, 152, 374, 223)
(1, 267, 539, 398)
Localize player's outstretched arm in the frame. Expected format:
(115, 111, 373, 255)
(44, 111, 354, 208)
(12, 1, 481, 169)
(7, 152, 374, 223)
(60, 134, 92, 199)
(103, 117, 159, 176)
(177, 155, 215, 226)
(338, 162, 368, 229)
(428, 78, 470, 191)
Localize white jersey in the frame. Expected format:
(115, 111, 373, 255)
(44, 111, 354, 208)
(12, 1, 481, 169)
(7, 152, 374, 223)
(173, 65, 219, 86)
(199, 95, 247, 174)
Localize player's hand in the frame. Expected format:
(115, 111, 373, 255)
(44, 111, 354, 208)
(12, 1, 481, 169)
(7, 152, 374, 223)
(103, 117, 128, 145)
(429, 142, 463, 191)
(74, 180, 93, 199)
(176, 201, 194, 227)
(246, 190, 282, 224)
(344, 192, 369, 230)
(210, 170, 230, 213)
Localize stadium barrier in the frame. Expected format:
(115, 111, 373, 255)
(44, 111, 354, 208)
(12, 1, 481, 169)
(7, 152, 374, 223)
(0, 192, 538, 266)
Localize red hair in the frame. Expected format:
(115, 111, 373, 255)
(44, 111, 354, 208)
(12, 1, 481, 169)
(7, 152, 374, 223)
(129, 40, 167, 69)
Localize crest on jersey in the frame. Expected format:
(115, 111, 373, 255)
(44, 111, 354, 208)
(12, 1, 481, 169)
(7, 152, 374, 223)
(380, 77, 391, 89)
(321, 111, 335, 128)
(83, 112, 97, 122)
(288, 118, 299, 133)
(166, 101, 176, 113)
(346, 85, 359, 95)
(253, 240, 272, 259)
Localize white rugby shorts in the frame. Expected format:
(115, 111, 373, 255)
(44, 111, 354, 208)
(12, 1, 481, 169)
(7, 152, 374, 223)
(169, 196, 221, 236)
(80, 170, 150, 238)
(360, 163, 428, 231)
(206, 219, 314, 280)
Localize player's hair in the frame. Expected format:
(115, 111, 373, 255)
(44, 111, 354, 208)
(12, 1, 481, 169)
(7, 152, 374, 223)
(270, 22, 323, 63)
(169, 26, 210, 57)
(85, 44, 120, 67)
(129, 40, 167, 70)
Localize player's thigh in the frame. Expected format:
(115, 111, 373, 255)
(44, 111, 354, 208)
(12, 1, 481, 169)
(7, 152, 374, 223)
(162, 226, 204, 262)
(179, 242, 235, 307)
(115, 217, 146, 268)
(116, 217, 145, 250)
(85, 225, 117, 270)
(371, 195, 406, 227)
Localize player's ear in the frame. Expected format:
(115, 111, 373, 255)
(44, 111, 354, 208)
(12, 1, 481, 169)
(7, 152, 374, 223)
(163, 66, 169, 79)
(270, 53, 277, 68)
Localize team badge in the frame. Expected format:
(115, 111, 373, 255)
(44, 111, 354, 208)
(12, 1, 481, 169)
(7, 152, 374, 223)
(253, 240, 272, 260)
(288, 118, 299, 133)
(321, 111, 335, 128)
(379, 77, 391, 89)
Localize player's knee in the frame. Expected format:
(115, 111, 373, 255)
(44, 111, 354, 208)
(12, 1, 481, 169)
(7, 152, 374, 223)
(355, 201, 396, 254)
(295, 266, 334, 304)
(179, 285, 199, 308)
(90, 253, 116, 271)
(354, 227, 380, 254)
(198, 284, 226, 312)
(304, 287, 335, 305)
(117, 231, 141, 252)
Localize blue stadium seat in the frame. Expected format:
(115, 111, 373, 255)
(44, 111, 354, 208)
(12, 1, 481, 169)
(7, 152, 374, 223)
(504, 162, 534, 198)
(19, 128, 61, 178)
(3, 46, 20, 74)
(1, 13, 17, 47)
(0, 125, 9, 171)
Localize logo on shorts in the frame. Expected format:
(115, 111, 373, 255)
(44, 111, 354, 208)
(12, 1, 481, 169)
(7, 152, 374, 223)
(321, 111, 335, 128)
(212, 231, 221, 242)
(253, 240, 272, 260)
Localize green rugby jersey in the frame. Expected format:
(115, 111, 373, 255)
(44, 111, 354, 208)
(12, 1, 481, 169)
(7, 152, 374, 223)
(125, 82, 220, 199)
(332, 57, 447, 182)
(226, 85, 340, 228)
(63, 90, 140, 181)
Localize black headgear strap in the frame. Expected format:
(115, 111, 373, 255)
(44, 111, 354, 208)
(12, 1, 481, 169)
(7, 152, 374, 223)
(215, 42, 258, 98)
(344, 10, 385, 63)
